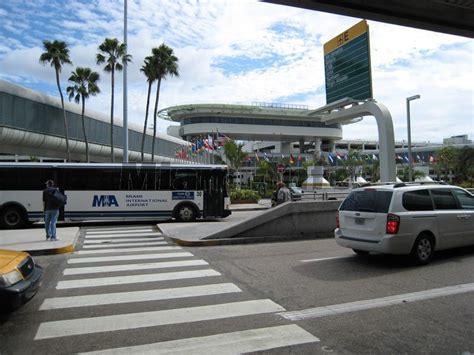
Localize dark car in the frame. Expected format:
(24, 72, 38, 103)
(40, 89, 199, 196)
(0, 249, 43, 311)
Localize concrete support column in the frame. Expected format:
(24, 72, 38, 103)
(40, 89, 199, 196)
(313, 137, 322, 161)
(299, 138, 305, 155)
(330, 140, 336, 153)
(280, 141, 291, 156)
(319, 101, 396, 182)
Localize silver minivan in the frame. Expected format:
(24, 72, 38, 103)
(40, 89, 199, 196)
(335, 183, 474, 264)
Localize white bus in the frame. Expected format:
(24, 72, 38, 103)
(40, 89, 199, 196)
(0, 163, 231, 229)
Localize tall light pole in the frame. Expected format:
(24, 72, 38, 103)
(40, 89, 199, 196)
(406, 94, 421, 182)
(123, 0, 129, 163)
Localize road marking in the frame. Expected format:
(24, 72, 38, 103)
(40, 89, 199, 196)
(279, 282, 474, 321)
(85, 229, 156, 235)
(76, 246, 180, 255)
(82, 241, 168, 249)
(85, 232, 163, 238)
(78, 325, 319, 355)
(40, 283, 242, 310)
(56, 269, 221, 289)
(84, 237, 164, 244)
(68, 252, 194, 264)
(300, 256, 352, 263)
(64, 259, 209, 275)
(35, 299, 286, 340)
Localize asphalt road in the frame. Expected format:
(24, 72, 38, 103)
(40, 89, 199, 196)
(1, 225, 473, 354)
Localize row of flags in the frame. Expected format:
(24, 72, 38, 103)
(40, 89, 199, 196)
(175, 131, 231, 161)
(251, 152, 303, 165)
(247, 152, 437, 166)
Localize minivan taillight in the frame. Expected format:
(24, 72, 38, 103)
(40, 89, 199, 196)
(386, 214, 400, 234)
(336, 212, 340, 229)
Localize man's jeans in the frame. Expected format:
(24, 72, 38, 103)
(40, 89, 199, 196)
(44, 209, 59, 239)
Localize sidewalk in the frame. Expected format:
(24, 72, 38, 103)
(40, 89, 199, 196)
(0, 227, 79, 256)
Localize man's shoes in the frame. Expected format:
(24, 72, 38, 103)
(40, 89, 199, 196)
(46, 235, 50, 240)
(50, 238, 60, 241)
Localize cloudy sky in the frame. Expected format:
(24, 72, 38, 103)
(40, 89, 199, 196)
(0, 0, 472, 144)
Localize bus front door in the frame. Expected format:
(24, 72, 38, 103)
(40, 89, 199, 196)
(203, 177, 224, 218)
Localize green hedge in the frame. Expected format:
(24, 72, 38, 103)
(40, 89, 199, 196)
(230, 189, 260, 202)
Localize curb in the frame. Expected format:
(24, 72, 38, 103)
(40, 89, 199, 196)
(165, 233, 333, 247)
(26, 229, 80, 256)
(28, 243, 76, 256)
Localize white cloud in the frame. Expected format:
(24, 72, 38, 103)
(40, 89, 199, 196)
(0, 0, 472, 144)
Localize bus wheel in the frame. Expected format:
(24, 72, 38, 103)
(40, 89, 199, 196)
(1, 206, 27, 229)
(175, 204, 196, 222)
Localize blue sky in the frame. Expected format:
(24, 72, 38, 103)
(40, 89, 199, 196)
(0, 0, 472, 143)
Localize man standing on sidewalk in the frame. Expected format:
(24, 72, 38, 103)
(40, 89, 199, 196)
(43, 180, 60, 241)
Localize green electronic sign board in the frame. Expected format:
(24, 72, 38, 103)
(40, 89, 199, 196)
(324, 20, 373, 104)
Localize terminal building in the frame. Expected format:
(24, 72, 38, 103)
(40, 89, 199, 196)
(0, 79, 189, 163)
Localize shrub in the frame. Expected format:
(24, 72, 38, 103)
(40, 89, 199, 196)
(230, 188, 260, 203)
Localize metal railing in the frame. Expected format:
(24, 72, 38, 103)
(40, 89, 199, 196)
(300, 191, 349, 201)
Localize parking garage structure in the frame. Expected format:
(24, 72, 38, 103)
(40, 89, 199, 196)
(160, 102, 361, 157)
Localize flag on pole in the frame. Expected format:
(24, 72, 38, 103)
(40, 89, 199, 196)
(372, 154, 378, 160)
(289, 154, 295, 164)
(328, 154, 334, 164)
(255, 152, 260, 162)
(264, 152, 270, 162)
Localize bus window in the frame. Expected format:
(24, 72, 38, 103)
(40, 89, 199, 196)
(121, 168, 149, 190)
(172, 169, 198, 190)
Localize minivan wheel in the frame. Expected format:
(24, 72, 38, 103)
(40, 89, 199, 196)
(352, 249, 370, 256)
(411, 234, 434, 265)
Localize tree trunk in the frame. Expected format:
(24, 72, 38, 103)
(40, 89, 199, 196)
(110, 67, 115, 163)
(151, 79, 162, 163)
(56, 69, 70, 162)
(141, 81, 152, 162)
(81, 96, 89, 163)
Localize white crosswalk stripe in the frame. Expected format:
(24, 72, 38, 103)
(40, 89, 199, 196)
(79, 325, 319, 355)
(85, 232, 162, 238)
(35, 300, 286, 340)
(82, 241, 168, 249)
(57, 269, 221, 289)
(35, 225, 320, 352)
(68, 252, 194, 264)
(63, 259, 209, 275)
(76, 246, 180, 255)
(84, 237, 164, 243)
(40, 283, 242, 310)
(85, 228, 156, 235)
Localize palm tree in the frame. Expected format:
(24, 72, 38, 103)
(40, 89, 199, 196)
(66, 67, 100, 163)
(149, 44, 179, 162)
(39, 40, 73, 161)
(223, 141, 247, 186)
(96, 38, 132, 163)
(140, 56, 156, 161)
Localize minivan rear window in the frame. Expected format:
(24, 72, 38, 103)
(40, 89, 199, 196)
(340, 190, 393, 213)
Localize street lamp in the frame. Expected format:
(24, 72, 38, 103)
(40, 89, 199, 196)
(406, 95, 421, 182)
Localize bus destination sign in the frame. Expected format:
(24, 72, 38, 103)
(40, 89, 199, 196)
(323, 20, 373, 104)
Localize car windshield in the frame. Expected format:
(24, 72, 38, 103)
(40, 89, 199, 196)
(340, 189, 393, 213)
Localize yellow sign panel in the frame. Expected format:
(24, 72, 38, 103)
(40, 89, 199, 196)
(324, 20, 369, 55)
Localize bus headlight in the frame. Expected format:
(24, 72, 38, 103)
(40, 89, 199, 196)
(0, 270, 23, 287)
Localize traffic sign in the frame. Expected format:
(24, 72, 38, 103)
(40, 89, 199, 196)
(324, 20, 372, 104)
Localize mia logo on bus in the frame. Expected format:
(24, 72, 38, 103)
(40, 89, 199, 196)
(92, 195, 119, 207)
